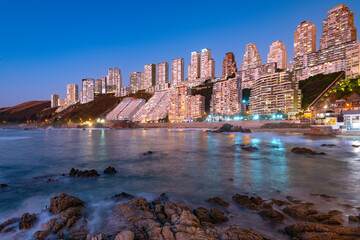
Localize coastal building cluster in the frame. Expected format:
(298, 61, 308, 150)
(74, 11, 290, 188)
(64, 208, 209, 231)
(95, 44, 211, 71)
(51, 4, 360, 122)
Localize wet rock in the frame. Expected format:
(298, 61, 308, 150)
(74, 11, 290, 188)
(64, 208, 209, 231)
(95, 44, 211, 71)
(259, 208, 285, 220)
(69, 168, 100, 178)
(46, 178, 58, 183)
(216, 224, 266, 239)
(115, 230, 134, 240)
(352, 144, 360, 148)
(320, 194, 337, 199)
(193, 207, 213, 223)
(285, 195, 303, 204)
(232, 194, 262, 210)
(285, 222, 360, 240)
(328, 210, 342, 216)
(111, 192, 135, 201)
(0, 184, 8, 188)
(206, 197, 229, 207)
(291, 147, 325, 155)
(241, 145, 258, 151)
(216, 124, 252, 133)
(283, 205, 318, 219)
(349, 215, 360, 222)
(19, 213, 37, 229)
(304, 127, 334, 136)
(86, 232, 106, 240)
(3, 226, 15, 233)
(103, 166, 117, 174)
(143, 151, 154, 155)
(49, 193, 85, 214)
(270, 199, 291, 206)
(68, 228, 89, 240)
(0, 217, 18, 232)
(209, 208, 229, 223)
(34, 230, 50, 240)
(321, 144, 337, 147)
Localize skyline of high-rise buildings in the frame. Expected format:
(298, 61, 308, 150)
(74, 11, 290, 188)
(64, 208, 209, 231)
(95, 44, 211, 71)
(49, 4, 360, 123)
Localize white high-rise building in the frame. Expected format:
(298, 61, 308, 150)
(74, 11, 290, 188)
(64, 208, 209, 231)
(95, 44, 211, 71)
(143, 64, 156, 89)
(130, 72, 143, 92)
(51, 94, 59, 108)
(81, 78, 95, 103)
(171, 58, 184, 86)
(107, 68, 122, 96)
(66, 84, 79, 104)
(267, 40, 287, 70)
(241, 43, 262, 71)
(201, 48, 215, 79)
(157, 62, 169, 89)
(188, 51, 200, 81)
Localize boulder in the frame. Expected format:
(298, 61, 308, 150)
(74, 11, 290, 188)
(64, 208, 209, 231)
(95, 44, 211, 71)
(216, 224, 266, 240)
(304, 127, 334, 136)
(206, 197, 229, 207)
(86, 232, 106, 240)
(69, 168, 100, 178)
(49, 193, 85, 214)
(349, 215, 360, 222)
(103, 166, 117, 174)
(232, 194, 262, 210)
(321, 144, 337, 147)
(208, 208, 229, 223)
(258, 208, 285, 220)
(291, 147, 325, 155)
(111, 192, 135, 201)
(0, 184, 8, 189)
(115, 230, 134, 240)
(0, 217, 18, 232)
(241, 145, 258, 151)
(19, 213, 37, 229)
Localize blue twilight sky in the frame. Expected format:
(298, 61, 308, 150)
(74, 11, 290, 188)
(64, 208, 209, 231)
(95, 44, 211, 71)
(0, 0, 359, 107)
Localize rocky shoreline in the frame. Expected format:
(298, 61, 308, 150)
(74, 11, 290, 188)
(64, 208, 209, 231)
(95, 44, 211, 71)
(0, 189, 359, 240)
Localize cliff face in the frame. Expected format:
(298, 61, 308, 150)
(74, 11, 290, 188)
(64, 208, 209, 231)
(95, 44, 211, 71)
(0, 101, 51, 122)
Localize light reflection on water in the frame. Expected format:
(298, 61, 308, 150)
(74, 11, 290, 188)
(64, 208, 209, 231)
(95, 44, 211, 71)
(0, 128, 360, 237)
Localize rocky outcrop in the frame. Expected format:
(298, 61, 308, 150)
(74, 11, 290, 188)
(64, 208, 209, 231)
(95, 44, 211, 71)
(291, 147, 325, 155)
(19, 213, 37, 229)
(285, 222, 360, 240)
(33, 193, 87, 239)
(114, 230, 134, 240)
(214, 124, 252, 133)
(206, 197, 229, 207)
(111, 192, 135, 201)
(321, 144, 337, 147)
(304, 126, 334, 136)
(232, 194, 263, 210)
(69, 168, 100, 178)
(113, 195, 265, 240)
(103, 166, 117, 174)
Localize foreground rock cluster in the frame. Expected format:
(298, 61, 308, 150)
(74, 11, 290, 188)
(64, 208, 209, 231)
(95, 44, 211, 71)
(0, 192, 359, 240)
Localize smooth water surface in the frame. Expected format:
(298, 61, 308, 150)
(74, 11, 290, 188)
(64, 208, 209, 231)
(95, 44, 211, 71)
(0, 128, 360, 238)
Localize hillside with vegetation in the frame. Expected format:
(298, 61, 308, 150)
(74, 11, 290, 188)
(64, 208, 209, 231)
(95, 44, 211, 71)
(299, 71, 344, 109)
(328, 76, 360, 99)
(51, 93, 152, 123)
(0, 101, 52, 123)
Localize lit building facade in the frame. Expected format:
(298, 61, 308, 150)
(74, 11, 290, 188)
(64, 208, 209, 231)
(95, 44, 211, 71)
(222, 52, 237, 79)
(66, 84, 79, 104)
(267, 40, 287, 70)
(249, 72, 301, 116)
(143, 64, 156, 89)
(95, 79, 103, 94)
(51, 94, 59, 108)
(188, 51, 200, 81)
(81, 78, 95, 103)
(169, 86, 205, 122)
(320, 4, 356, 50)
(157, 62, 169, 90)
(241, 43, 262, 71)
(200, 48, 215, 79)
(107, 68, 122, 95)
(239, 62, 277, 89)
(171, 58, 184, 86)
(294, 5, 360, 80)
(294, 21, 317, 60)
(130, 72, 143, 93)
(210, 78, 241, 116)
(58, 98, 67, 107)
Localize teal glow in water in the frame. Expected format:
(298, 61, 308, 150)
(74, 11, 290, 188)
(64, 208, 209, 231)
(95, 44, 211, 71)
(0, 128, 360, 239)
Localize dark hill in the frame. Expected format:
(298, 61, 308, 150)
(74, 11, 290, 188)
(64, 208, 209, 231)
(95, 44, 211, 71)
(0, 101, 51, 123)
